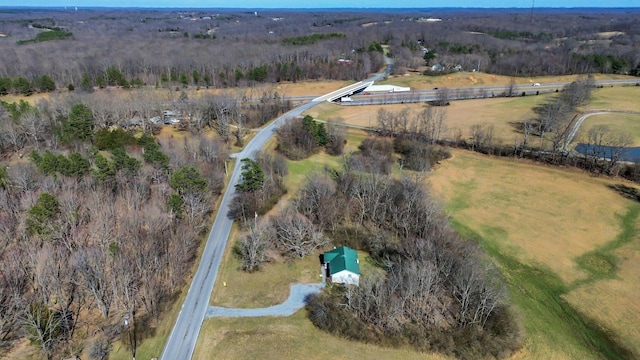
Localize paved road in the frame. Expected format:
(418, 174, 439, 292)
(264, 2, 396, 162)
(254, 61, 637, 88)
(287, 79, 640, 103)
(563, 110, 640, 151)
(206, 283, 324, 318)
(337, 79, 640, 106)
(160, 56, 396, 359)
(563, 111, 612, 151)
(159, 100, 320, 360)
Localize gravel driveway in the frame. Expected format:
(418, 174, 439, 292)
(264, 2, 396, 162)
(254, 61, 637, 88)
(206, 283, 324, 318)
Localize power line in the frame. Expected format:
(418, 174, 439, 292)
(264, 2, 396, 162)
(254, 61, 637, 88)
(530, 0, 535, 23)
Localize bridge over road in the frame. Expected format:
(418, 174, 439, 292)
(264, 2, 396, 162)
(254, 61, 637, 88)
(312, 80, 373, 102)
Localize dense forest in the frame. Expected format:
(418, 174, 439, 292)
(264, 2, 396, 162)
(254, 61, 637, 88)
(0, 84, 291, 359)
(0, 8, 639, 96)
(0, 98, 232, 358)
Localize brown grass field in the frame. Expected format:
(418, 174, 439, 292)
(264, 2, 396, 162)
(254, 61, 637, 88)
(583, 86, 640, 112)
(193, 312, 452, 360)
(210, 242, 321, 308)
(562, 230, 640, 356)
(576, 86, 640, 144)
(428, 150, 640, 358)
(378, 71, 637, 90)
(575, 112, 640, 146)
(428, 151, 631, 284)
(304, 95, 547, 144)
(304, 86, 640, 147)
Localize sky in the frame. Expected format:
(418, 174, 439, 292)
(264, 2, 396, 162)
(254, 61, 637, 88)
(4, 0, 639, 9)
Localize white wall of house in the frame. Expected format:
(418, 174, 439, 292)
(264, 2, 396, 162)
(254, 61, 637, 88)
(331, 270, 360, 286)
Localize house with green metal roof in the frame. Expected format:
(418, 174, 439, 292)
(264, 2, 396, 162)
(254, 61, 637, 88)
(320, 246, 360, 286)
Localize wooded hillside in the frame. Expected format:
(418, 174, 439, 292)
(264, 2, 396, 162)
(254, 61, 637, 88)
(0, 8, 639, 96)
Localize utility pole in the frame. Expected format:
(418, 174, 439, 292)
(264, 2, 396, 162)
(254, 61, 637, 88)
(530, 0, 535, 23)
(123, 312, 136, 360)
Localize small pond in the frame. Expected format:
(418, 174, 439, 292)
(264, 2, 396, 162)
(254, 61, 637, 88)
(575, 143, 640, 162)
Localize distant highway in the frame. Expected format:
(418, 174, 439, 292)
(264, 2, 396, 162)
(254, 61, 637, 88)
(286, 79, 640, 105)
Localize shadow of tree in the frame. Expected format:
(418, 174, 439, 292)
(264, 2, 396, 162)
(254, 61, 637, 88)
(607, 183, 640, 203)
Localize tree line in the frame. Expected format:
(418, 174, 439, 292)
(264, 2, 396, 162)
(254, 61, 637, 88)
(0, 87, 292, 156)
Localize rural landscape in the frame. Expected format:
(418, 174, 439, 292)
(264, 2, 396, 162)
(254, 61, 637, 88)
(1, 5, 640, 360)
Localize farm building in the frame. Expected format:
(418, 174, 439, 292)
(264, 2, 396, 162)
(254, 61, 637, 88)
(320, 246, 360, 286)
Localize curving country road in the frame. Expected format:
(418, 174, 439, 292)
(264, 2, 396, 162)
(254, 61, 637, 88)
(159, 61, 391, 360)
(563, 111, 613, 150)
(159, 101, 318, 360)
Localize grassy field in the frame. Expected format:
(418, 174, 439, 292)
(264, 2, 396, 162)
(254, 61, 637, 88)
(377, 71, 637, 91)
(584, 86, 640, 112)
(0, 92, 51, 105)
(304, 86, 640, 147)
(305, 94, 549, 144)
(193, 312, 451, 360)
(429, 150, 640, 359)
(429, 151, 629, 284)
(211, 241, 321, 308)
(574, 113, 640, 146)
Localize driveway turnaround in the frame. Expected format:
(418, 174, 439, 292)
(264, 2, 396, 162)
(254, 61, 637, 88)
(206, 283, 324, 318)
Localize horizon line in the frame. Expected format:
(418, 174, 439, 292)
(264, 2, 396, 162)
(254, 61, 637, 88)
(2, 6, 640, 10)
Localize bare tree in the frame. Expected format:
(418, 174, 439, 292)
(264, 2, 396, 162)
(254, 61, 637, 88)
(586, 125, 633, 175)
(182, 191, 211, 232)
(505, 77, 517, 97)
(20, 300, 63, 360)
(19, 110, 49, 149)
(201, 95, 236, 143)
(0, 247, 27, 348)
(521, 118, 535, 149)
(325, 120, 347, 156)
(376, 108, 396, 135)
(0, 119, 25, 153)
(72, 246, 113, 319)
(414, 106, 447, 143)
(270, 207, 328, 259)
(235, 223, 273, 272)
(469, 124, 495, 150)
(434, 87, 451, 106)
(607, 131, 633, 175)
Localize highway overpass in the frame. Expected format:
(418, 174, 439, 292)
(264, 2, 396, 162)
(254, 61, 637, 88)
(312, 80, 373, 102)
